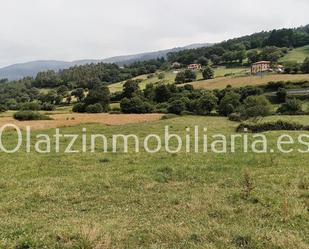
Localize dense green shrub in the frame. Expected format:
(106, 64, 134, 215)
(161, 114, 178, 120)
(41, 103, 56, 111)
(202, 66, 214, 80)
(195, 92, 218, 114)
(228, 113, 242, 122)
(301, 57, 309, 73)
(20, 102, 41, 111)
(120, 97, 153, 114)
(0, 104, 7, 113)
(276, 87, 287, 103)
(277, 98, 303, 114)
(236, 120, 308, 133)
(218, 91, 241, 116)
(72, 103, 86, 113)
(167, 99, 186, 115)
(241, 96, 272, 118)
(85, 103, 104, 113)
(175, 70, 197, 84)
(13, 111, 51, 121)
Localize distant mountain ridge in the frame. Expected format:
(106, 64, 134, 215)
(0, 43, 212, 81)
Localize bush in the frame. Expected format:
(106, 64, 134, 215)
(0, 104, 7, 113)
(228, 113, 242, 122)
(161, 114, 178, 120)
(72, 103, 86, 113)
(85, 103, 103, 113)
(301, 57, 309, 73)
(158, 73, 165, 80)
(277, 98, 303, 114)
(218, 91, 241, 116)
(202, 66, 214, 80)
(241, 95, 272, 118)
(20, 102, 41, 111)
(120, 97, 153, 114)
(195, 92, 218, 114)
(41, 103, 56, 111)
(236, 120, 308, 133)
(276, 87, 287, 103)
(167, 99, 186, 115)
(175, 70, 197, 84)
(13, 111, 52, 121)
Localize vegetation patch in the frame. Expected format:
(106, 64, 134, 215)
(236, 120, 309, 133)
(13, 111, 52, 121)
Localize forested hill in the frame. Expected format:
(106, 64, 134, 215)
(167, 25, 309, 64)
(0, 43, 211, 81)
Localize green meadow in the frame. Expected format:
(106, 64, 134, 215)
(0, 115, 308, 248)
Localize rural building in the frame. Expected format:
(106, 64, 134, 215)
(187, 64, 202, 70)
(172, 62, 181, 69)
(251, 61, 271, 74)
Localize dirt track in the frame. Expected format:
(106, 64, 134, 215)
(0, 113, 163, 130)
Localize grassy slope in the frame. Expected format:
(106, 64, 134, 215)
(280, 45, 309, 63)
(186, 74, 309, 90)
(0, 116, 308, 248)
(109, 67, 248, 93)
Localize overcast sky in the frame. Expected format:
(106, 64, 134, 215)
(0, 0, 308, 67)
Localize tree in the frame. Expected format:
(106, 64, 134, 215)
(247, 50, 260, 64)
(0, 104, 7, 113)
(72, 103, 86, 113)
(202, 66, 214, 80)
(167, 100, 186, 115)
(57, 85, 69, 97)
(241, 96, 272, 118)
(218, 92, 241, 116)
(277, 98, 303, 114)
(197, 56, 209, 66)
(84, 84, 110, 112)
(276, 88, 287, 103)
(175, 70, 197, 84)
(301, 57, 309, 73)
(122, 80, 140, 98)
(120, 97, 153, 114)
(154, 84, 171, 103)
(85, 103, 104, 113)
(71, 88, 85, 102)
(196, 92, 218, 114)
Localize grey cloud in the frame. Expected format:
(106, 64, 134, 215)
(0, 0, 308, 67)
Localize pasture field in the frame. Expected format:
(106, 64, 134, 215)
(108, 67, 248, 93)
(0, 115, 308, 248)
(0, 113, 163, 130)
(280, 45, 309, 63)
(186, 74, 309, 90)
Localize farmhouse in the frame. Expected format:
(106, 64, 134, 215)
(188, 64, 202, 70)
(172, 62, 181, 69)
(251, 61, 271, 74)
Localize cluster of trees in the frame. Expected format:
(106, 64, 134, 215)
(32, 59, 168, 89)
(167, 25, 309, 66)
(247, 47, 288, 63)
(108, 77, 309, 120)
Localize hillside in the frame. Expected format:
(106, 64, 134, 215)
(280, 45, 309, 63)
(186, 73, 309, 90)
(0, 43, 211, 81)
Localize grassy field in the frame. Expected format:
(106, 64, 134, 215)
(109, 67, 248, 93)
(0, 115, 308, 248)
(280, 45, 309, 63)
(186, 74, 309, 90)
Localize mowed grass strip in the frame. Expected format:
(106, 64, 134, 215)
(0, 116, 308, 248)
(280, 45, 309, 63)
(186, 74, 309, 90)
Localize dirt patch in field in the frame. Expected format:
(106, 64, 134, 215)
(0, 113, 163, 130)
